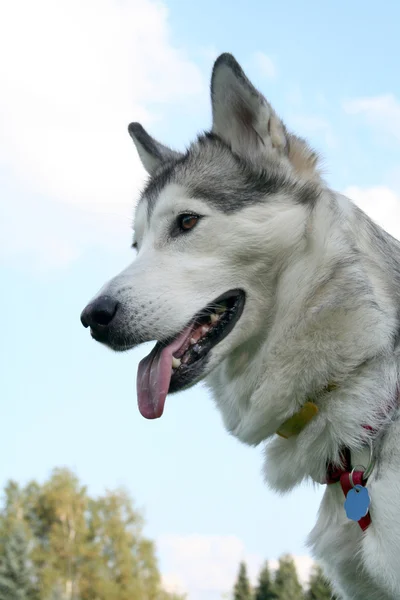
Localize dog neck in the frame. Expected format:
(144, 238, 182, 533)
(263, 370, 399, 492)
(209, 190, 400, 491)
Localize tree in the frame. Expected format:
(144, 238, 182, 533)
(0, 523, 35, 600)
(0, 469, 185, 600)
(44, 583, 66, 600)
(254, 561, 277, 600)
(305, 564, 336, 600)
(233, 562, 252, 600)
(83, 489, 164, 600)
(27, 468, 89, 600)
(273, 555, 303, 600)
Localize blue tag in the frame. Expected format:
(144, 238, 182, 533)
(344, 485, 371, 521)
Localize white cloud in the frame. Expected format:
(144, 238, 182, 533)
(159, 534, 257, 598)
(253, 51, 276, 79)
(343, 94, 400, 140)
(158, 533, 314, 600)
(344, 186, 400, 240)
(162, 571, 187, 596)
(0, 0, 204, 269)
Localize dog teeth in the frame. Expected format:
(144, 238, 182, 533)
(190, 338, 196, 345)
(201, 325, 209, 336)
(215, 303, 227, 314)
(172, 356, 181, 369)
(210, 313, 219, 324)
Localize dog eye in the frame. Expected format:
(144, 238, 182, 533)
(131, 241, 138, 250)
(177, 214, 199, 232)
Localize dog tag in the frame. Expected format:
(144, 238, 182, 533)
(344, 485, 371, 521)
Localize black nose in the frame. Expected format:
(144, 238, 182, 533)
(80, 295, 119, 330)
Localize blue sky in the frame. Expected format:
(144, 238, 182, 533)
(1, 1, 400, 598)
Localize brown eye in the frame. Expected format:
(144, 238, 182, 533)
(177, 214, 199, 232)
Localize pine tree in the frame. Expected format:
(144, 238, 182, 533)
(305, 564, 336, 600)
(273, 555, 304, 600)
(0, 523, 35, 600)
(254, 561, 277, 600)
(233, 561, 252, 600)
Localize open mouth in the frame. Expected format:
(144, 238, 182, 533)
(136, 289, 245, 420)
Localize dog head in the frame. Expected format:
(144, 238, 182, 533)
(81, 53, 321, 420)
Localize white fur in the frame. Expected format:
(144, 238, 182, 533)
(84, 54, 400, 598)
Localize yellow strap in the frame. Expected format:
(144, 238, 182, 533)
(275, 383, 336, 439)
(276, 401, 319, 439)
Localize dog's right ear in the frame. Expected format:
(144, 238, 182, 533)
(128, 123, 182, 175)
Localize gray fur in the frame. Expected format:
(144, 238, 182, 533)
(128, 122, 182, 175)
(140, 133, 320, 218)
(82, 53, 400, 599)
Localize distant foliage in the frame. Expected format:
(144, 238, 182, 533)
(254, 561, 277, 600)
(233, 562, 252, 600)
(0, 469, 185, 600)
(233, 557, 338, 600)
(0, 470, 338, 600)
(305, 564, 337, 600)
(273, 555, 304, 600)
(0, 522, 35, 600)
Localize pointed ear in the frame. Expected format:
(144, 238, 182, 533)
(211, 53, 288, 162)
(128, 123, 182, 175)
(210, 54, 321, 180)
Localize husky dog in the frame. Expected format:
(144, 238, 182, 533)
(81, 54, 400, 599)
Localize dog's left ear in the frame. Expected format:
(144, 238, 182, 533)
(211, 54, 320, 180)
(128, 123, 182, 175)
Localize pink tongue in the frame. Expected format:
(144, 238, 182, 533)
(136, 327, 192, 419)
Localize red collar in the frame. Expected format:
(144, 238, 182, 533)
(324, 404, 398, 532)
(277, 387, 399, 532)
(325, 444, 372, 531)
(326, 419, 391, 531)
